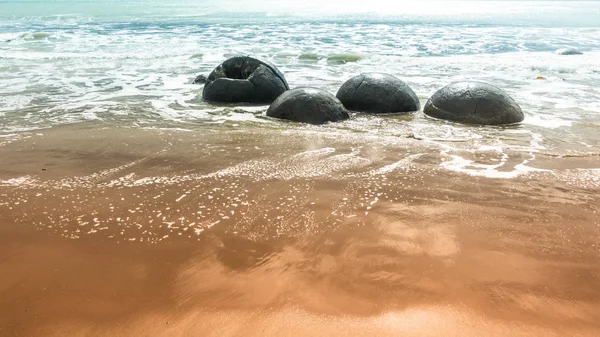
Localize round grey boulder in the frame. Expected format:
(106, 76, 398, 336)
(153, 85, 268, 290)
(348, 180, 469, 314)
(424, 82, 524, 125)
(202, 56, 289, 103)
(266, 87, 349, 125)
(336, 73, 420, 114)
(556, 48, 583, 55)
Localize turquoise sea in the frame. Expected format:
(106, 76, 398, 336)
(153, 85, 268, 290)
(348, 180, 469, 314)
(1, 0, 600, 179)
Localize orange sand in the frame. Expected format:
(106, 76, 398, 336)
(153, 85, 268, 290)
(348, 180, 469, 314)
(1, 124, 599, 336)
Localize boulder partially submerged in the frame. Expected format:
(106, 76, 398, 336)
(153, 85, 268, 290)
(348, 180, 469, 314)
(266, 87, 349, 125)
(424, 82, 524, 125)
(193, 74, 207, 84)
(336, 73, 420, 114)
(202, 56, 289, 103)
(555, 48, 583, 55)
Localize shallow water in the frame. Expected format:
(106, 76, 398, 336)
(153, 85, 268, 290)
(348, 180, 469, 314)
(1, 1, 600, 178)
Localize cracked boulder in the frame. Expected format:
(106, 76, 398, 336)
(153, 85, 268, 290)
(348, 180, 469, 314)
(336, 73, 420, 114)
(267, 87, 349, 125)
(202, 56, 289, 103)
(424, 82, 524, 125)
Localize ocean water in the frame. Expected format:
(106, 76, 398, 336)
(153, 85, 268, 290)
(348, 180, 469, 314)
(1, 0, 600, 179)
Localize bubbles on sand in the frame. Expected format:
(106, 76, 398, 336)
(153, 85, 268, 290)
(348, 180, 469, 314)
(0, 137, 420, 243)
(438, 145, 549, 179)
(0, 125, 598, 245)
(556, 169, 600, 190)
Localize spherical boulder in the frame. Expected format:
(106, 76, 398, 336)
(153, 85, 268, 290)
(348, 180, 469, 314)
(336, 73, 420, 114)
(266, 87, 349, 125)
(202, 56, 289, 103)
(556, 48, 583, 55)
(423, 82, 524, 125)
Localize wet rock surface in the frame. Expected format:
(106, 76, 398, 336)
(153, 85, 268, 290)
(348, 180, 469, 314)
(193, 74, 207, 84)
(267, 87, 349, 125)
(424, 82, 524, 125)
(336, 73, 420, 114)
(202, 56, 289, 103)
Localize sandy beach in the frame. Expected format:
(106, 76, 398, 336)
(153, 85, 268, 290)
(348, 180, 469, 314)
(2, 0, 600, 335)
(1, 123, 599, 336)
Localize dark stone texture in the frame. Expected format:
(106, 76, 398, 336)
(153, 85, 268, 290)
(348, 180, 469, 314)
(336, 73, 420, 114)
(266, 87, 350, 125)
(556, 48, 583, 55)
(423, 82, 524, 125)
(202, 56, 289, 103)
(193, 74, 207, 84)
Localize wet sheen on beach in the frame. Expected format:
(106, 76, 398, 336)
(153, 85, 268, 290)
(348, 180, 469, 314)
(1, 124, 599, 336)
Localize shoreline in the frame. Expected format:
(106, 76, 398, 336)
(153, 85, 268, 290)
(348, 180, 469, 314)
(1, 123, 600, 336)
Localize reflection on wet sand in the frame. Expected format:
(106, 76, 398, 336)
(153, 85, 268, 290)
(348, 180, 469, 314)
(1, 124, 599, 336)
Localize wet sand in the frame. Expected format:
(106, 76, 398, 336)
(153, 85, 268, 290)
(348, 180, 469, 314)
(1, 123, 600, 336)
